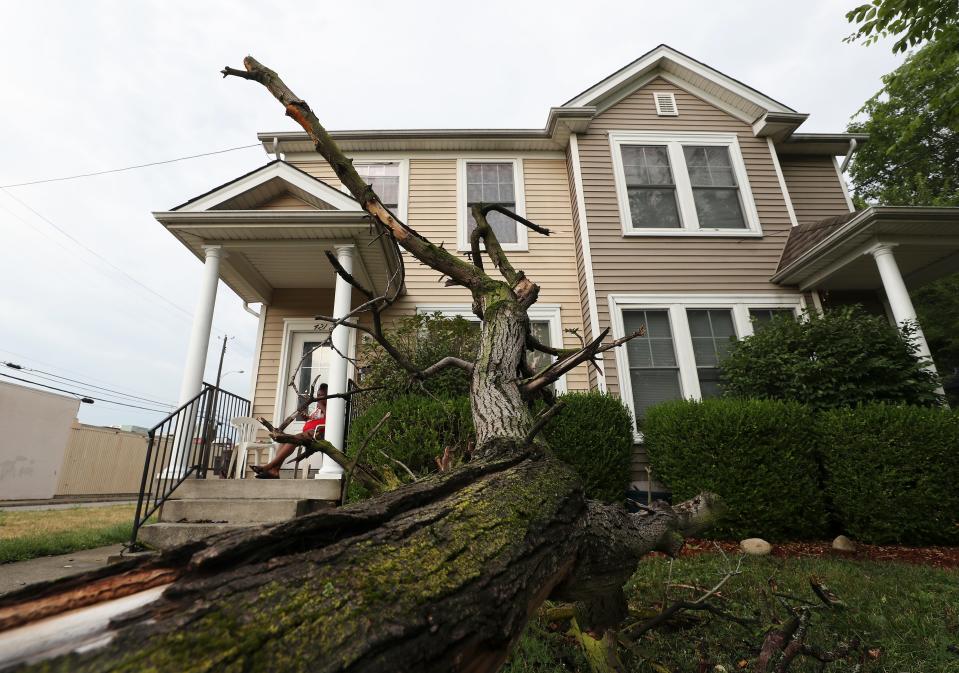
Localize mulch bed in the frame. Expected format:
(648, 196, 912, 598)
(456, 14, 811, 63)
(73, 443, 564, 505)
(675, 538, 959, 570)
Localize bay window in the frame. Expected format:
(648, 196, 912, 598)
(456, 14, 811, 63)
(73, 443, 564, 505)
(609, 131, 761, 235)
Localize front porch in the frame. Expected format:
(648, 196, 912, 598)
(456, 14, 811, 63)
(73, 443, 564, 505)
(132, 162, 404, 547)
(153, 161, 404, 478)
(775, 206, 959, 381)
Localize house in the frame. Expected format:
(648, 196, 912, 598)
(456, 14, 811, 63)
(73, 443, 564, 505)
(153, 45, 959, 498)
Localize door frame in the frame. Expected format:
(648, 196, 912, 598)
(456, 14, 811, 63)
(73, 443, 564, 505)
(272, 318, 357, 426)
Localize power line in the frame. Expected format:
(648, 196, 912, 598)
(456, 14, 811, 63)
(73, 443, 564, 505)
(2, 362, 175, 408)
(0, 371, 171, 413)
(0, 189, 232, 337)
(0, 144, 262, 188)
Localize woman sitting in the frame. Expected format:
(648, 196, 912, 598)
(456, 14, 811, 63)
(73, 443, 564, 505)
(251, 384, 327, 479)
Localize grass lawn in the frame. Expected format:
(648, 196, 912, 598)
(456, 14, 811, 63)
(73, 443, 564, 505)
(505, 553, 959, 672)
(0, 504, 135, 563)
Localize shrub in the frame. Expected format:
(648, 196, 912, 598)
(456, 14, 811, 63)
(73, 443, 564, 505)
(720, 306, 942, 410)
(347, 395, 473, 482)
(542, 392, 634, 503)
(819, 404, 959, 545)
(358, 313, 479, 405)
(644, 398, 827, 540)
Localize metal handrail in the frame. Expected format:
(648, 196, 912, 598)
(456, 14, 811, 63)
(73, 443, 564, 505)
(130, 383, 250, 547)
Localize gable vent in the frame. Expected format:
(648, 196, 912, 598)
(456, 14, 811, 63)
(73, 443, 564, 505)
(653, 92, 678, 116)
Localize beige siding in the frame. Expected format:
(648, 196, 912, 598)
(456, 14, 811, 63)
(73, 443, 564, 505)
(285, 156, 590, 393)
(258, 192, 315, 210)
(779, 156, 852, 225)
(575, 77, 798, 399)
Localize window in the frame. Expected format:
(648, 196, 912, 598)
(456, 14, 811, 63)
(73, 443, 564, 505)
(622, 310, 682, 420)
(683, 146, 746, 229)
(458, 159, 527, 251)
(416, 304, 564, 392)
(749, 308, 796, 328)
(348, 159, 409, 222)
(355, 162, 399, 211)
(610, 295, 804, 431)
(686, 309, 736, 398)
(609, 132, 761, 236)
(621, 146, 680, 229)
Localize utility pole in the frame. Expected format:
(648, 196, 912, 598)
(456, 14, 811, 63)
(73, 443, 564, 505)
(213, 335, 229, 392)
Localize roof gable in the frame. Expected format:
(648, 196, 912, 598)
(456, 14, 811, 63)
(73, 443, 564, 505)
(563, 45, 795, 124)
(172, 161, 362, 213)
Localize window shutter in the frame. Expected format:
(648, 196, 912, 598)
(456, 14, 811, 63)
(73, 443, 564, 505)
(653, 92, 678, 116)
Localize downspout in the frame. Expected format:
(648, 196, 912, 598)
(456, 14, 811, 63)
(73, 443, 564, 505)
(242, 301, 261, 318)
(839, 138, 858, 173)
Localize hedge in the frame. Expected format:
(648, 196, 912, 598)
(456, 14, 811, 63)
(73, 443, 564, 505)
(541, 392, 634, 502)
(644, 398, 828, 541)
(819, 404, 959, 545)
(347, 395, 473, 482)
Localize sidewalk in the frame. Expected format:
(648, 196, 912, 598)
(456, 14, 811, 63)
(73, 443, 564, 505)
(0, 544, 126, 596)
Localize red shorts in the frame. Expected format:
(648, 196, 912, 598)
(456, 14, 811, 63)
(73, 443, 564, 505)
(303, 419, 325, 435)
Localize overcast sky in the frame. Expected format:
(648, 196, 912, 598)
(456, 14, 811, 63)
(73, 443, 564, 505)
(0, 1, 905, 428)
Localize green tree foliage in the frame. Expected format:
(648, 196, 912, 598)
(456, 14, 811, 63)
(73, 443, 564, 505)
(847, 42, 959, 206)
(719, 307, 942, 410)
(845, 0, 958, 52)
(358, 312, 479, 405)
(540, 393, 634, 503)
(644, 399, 828, 540)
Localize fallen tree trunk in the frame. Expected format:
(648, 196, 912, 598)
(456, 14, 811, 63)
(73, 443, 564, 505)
(0, 447, 719, 672)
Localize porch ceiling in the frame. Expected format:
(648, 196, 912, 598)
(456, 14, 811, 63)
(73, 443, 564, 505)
(153, 211, 403, 304)
(772, 206, 959, 291)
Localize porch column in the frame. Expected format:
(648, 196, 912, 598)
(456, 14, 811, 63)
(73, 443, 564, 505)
(166, 245, 222, 477)
(178, 245, 223, 404)
(869, 243, 939, 376)
(318, 244, 355, 478)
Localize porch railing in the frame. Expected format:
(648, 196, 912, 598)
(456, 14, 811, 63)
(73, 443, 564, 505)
(130, 383, 250, 547)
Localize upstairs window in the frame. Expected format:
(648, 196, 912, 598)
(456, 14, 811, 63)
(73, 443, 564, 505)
(610, 132, 761, 236)
(355, 162, 400, 212)
(621, 146, 681, 229)
(350, 160, 409, 223)
(458, 159, 527, 251)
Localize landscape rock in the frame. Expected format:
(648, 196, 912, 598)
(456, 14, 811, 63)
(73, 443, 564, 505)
(832, 535, 857, 553)
(740, 537, 772, 556)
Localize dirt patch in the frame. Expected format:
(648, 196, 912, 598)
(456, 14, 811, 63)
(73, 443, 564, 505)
(673, 538, 959, 569)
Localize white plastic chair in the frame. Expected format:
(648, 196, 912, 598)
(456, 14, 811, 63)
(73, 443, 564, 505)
(230, 417, 276, 479)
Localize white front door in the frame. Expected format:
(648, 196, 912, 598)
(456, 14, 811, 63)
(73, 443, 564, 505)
(283, 332, 332, 432)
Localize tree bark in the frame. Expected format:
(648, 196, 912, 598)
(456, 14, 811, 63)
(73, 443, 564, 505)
(1, 450, 719, 673)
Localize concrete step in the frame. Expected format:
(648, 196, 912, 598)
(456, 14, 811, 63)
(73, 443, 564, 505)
(138, 522, 252, 550)
(159, 498, 332, 524)
(171, 477, 340, 501)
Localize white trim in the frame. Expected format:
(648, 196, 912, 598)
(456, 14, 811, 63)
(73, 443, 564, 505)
(177, 162, 363, 213)
(247, 303, 267, 408)
(832, 156, 855, 212)
(565, 45, 794, 114)
(343, 158, 410, 224)
(608, 293, 805, 434)
(608, 131, 762, 236)
(415, 303, 567, 394)
(653, 91, 678, 116)
(456, 158, 528, 252)
(283, 150, 567, 162)
(767, 138, 799, 228)
(568, 134, 606, 391)
(272, 318, 334, 427)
